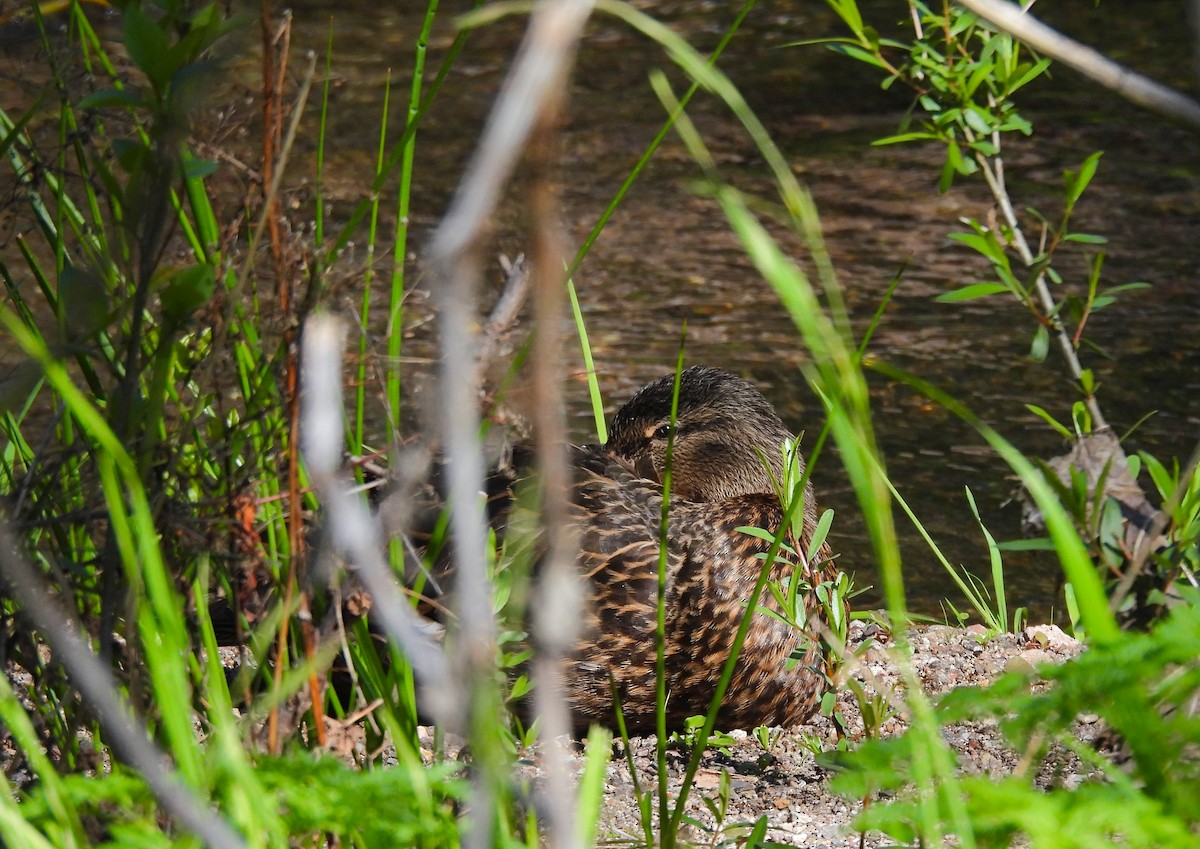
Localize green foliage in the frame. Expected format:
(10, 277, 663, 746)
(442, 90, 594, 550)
(0, 0, 301, 759)
(823, 1, 1047, 190)
(16, 754, 465, 848)
(831, 602, 1200, 848)
(819, 0, 1144, 393)
(668, 716, 738, 757)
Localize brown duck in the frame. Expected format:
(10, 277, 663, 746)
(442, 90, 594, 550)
(413, 366, 839, 732)
(555, 366, 839, 732)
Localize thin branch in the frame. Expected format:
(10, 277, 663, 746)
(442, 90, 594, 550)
(959, 0, 1200, 129)
(967, 132, 1109, 431)
(424, 3, 595, 848)
(472, 253, 532, 390)
(299, 316, 455, 723)
(527, 45, 585, 849)
(0, 521, 248, 849)
(237, 49, 318, 288)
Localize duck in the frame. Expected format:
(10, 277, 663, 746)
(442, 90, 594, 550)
(556, 365, 839, 732)
(407, 366, 840, 732)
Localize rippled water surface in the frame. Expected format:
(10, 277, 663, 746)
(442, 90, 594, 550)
(8, 1, 1199, 617)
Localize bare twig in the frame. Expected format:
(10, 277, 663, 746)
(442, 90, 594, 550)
(472, 253, 532, 390)
(238, 49, 317, 288)
(959, 0, 1200, 129)
(425, 3, 595, 847)
(526, 43, 586, 849)
(300, 315, 454, 723)
(0, 521, 248, 849)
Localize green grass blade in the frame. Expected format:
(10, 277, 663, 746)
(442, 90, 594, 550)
(575, 725, 614, 849)
(389, 0, 442, 426)
(0, 677, 83, 848)
(568, 277, 606, 442)
(964, 486, 1009, 631)
(655, 338, 686, 847)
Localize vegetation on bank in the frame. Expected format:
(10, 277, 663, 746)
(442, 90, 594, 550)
(0, 1, 1196, 847)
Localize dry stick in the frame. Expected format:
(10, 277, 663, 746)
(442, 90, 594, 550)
(425, 4, 595, 848)
(300, 316, 453, 715)
(262, 41, 326, 757)
(527, 56, 585, 849)
(0, 521, 248, 849)
(472, 254, 532, 392)
(237, 51, 317, 291)
(959, 0, 1200, 130)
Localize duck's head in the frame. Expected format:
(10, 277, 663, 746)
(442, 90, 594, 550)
(606, 366, 801, 502)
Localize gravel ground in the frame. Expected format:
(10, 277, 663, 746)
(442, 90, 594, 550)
(513, 621, 1091, 848)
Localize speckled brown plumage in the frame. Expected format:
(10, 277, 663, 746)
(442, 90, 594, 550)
(414, 366, 840, 732)
(559, 366, 839, 732)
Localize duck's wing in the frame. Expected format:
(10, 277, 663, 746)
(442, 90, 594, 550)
(660, 495, 835, 728)
(566, 454, 837, 729)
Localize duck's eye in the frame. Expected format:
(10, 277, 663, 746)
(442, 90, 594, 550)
(642, 422, 677, 441)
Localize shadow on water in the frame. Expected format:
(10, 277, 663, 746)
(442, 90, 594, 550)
(5, 1, 1198, 620)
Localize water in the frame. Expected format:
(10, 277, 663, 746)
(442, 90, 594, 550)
(6, 1, 1199, 618)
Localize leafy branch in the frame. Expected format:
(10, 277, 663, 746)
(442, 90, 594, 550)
(817, 0, 1155, 432)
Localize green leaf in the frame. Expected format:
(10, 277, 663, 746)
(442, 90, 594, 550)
(58, 265, 111, 337)
(1029, 325, 1049, 362)
(122, 4, 174, 94)
(1071, 400, 1092, 435)
(77, 87, 146, 111)
(806, 509, 835, 563)
(997, 112, 1034, 135)
(826, 43, 889, 70)
(1062, 232, 1108, 244)
(737, 526, 778, 544)
(964, 63, 993, 100)
(825, 0, 865, 37)
(1065, 151, 1104, 207)
(745, 815, 769, 848)
(1137, 451, 1173, 499)
(1025, 404, 1073, 439)
(871, 131, 938, 146)
(181, 156, 219, 180)
(964, 486, 1006, 632)
(935, 282, 1009, 302)
(112, 137, 151, 174)
(1101, 281, 1151, 296)
(1007, 58, 1051, 94)
(963, 105, 993, 135)
(1125, 453, 1141, 479)
(159, 263, 216, 326)
(947, 230, 1007, 266)
(967, 138, 999, 156)
(996, 537, 1058, 551)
